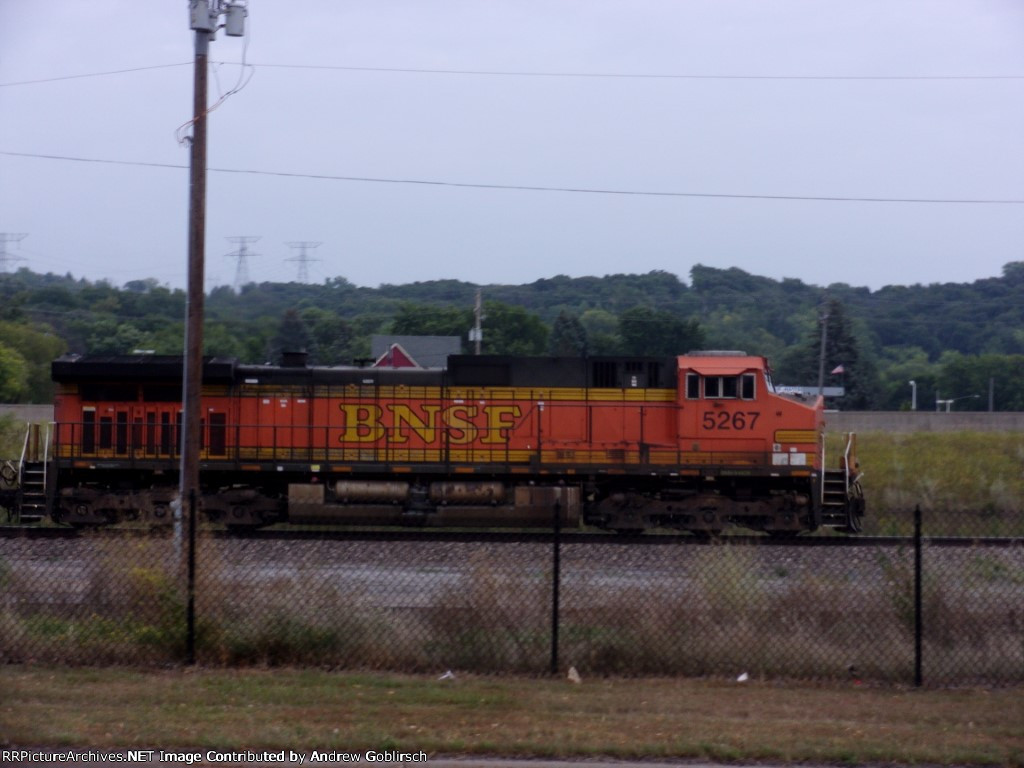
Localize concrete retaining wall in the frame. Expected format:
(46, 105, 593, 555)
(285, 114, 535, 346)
(827, 411, 1024, 433)
(0, 405, 54, 424)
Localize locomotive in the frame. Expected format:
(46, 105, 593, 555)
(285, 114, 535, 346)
(7, 350, 864, 535)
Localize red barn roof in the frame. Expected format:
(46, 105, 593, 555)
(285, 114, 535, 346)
(373, 343, 421, 368)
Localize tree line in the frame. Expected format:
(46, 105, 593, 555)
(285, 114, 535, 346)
(1, 262, 1022, 410)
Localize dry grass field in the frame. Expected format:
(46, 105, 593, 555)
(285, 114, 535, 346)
(2, 667, 1023, 765)
(840, 431, 1024, 534)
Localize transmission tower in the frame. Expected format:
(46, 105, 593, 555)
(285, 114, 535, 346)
(0, 233, 28, 273)
(285, 241, 321, 283)
(225, 235, 260, 291)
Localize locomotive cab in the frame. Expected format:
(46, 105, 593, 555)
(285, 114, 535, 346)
(656, 352, 820, 534)
(669, 351, 862, 535)
(678, 351, 823, 472)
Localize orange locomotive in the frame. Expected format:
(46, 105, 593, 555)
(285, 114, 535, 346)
(48, 351, 864, 534)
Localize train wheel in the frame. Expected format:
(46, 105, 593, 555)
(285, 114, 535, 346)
(842, 484, 866, 534)
(843, 501, 864, 534)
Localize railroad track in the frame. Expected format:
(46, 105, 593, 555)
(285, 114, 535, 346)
(1, 525, 1021, 548)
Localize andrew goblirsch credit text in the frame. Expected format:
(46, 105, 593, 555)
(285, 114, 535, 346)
(2, 750, 429, 764)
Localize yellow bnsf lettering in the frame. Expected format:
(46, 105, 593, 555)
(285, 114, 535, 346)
(480, 405, 521, 444)
(387, 404, 441, 443)
(443, 405, 477, 443)
(337, 401, 521, 446)
(338, 404, 384, 442)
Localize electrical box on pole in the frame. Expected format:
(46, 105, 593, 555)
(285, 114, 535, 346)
(190, 1, 246, 37)
(225, 3, 246, 36)
(189, 0, 215, 31)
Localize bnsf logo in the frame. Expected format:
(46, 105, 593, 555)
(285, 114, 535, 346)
(338, 403, 523, 444)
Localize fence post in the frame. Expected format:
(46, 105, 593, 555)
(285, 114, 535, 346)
(550, 499, 561, 676)
(186, 488, 197, 665)
(914, 504, 923, 687)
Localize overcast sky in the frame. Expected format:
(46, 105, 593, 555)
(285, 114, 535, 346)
(1, 1, 1022, 294)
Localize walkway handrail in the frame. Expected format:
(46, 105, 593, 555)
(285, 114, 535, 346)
(41, 422, 51, 497)
(17, 422, 30, 483)
(842, 432, 860, 493)
(821, 431, 827, 505)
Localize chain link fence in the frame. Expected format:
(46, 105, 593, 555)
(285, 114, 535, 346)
(1, 510, 1022, 685)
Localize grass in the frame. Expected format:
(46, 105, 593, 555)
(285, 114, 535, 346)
(1, 666, 1022, 765)
(849, 431, 1024, 535)
(0, 413, 24, 459)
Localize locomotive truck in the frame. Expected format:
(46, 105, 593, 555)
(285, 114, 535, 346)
(3, 350, 864, 535)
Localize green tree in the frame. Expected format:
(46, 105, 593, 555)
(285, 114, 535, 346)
(391, 303, 471, 339)
(269, 309, 312, 364)
(0, 343, 29, 402)
(779, 298, 881, 409)
(85, 319, 151, 356)
(0, 322, 66, 403)
(301, 307, 356, 365)
(202, 323, 248, 359)
(936, 352, 1024, 411)
(548, 311, 588, 356)
(123, 278, 159, 293)
(578, 309, 621, 354)
(481, 301, 548, 355)
(875, 346, 937, 411)
(618, 307, 704, 356)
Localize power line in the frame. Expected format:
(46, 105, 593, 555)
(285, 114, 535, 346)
(230, 62, 1024, 81)
(3, 150, 1023, 205)
(0, 62, 192, 87)
(3, 60, 1023, 87)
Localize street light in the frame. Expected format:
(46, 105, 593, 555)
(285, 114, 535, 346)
(909, 380, 917, 411)
(935, 394, 980, 413)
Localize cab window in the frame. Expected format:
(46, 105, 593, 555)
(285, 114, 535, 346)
(691, 373, 756, 400)
(704, 376, 737, 398)
(686, 373, 700, 399)
(741, 373, 756, 399)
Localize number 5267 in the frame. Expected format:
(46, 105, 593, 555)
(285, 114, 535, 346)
(702, 411, 760, 431)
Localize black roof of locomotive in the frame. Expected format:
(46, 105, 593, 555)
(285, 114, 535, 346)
(52, 353, 679, 390)
(447, 355, 677, 388)
(235, 362, 444, 387)
(52, 354, 237, 383)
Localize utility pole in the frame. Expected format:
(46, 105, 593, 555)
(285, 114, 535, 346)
(470, 288, 484, 354)
(181, 0, 246, 518)
(0, 233, 28, 272)
(816, 300, 830, 396)
(286, 241, 321, 283)
(226, 235, 260, 291)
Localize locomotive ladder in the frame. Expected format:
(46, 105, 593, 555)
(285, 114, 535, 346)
(819, 470, 852, 525)
(819, 432, 864, 533)
(15, 423, 50, 524)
